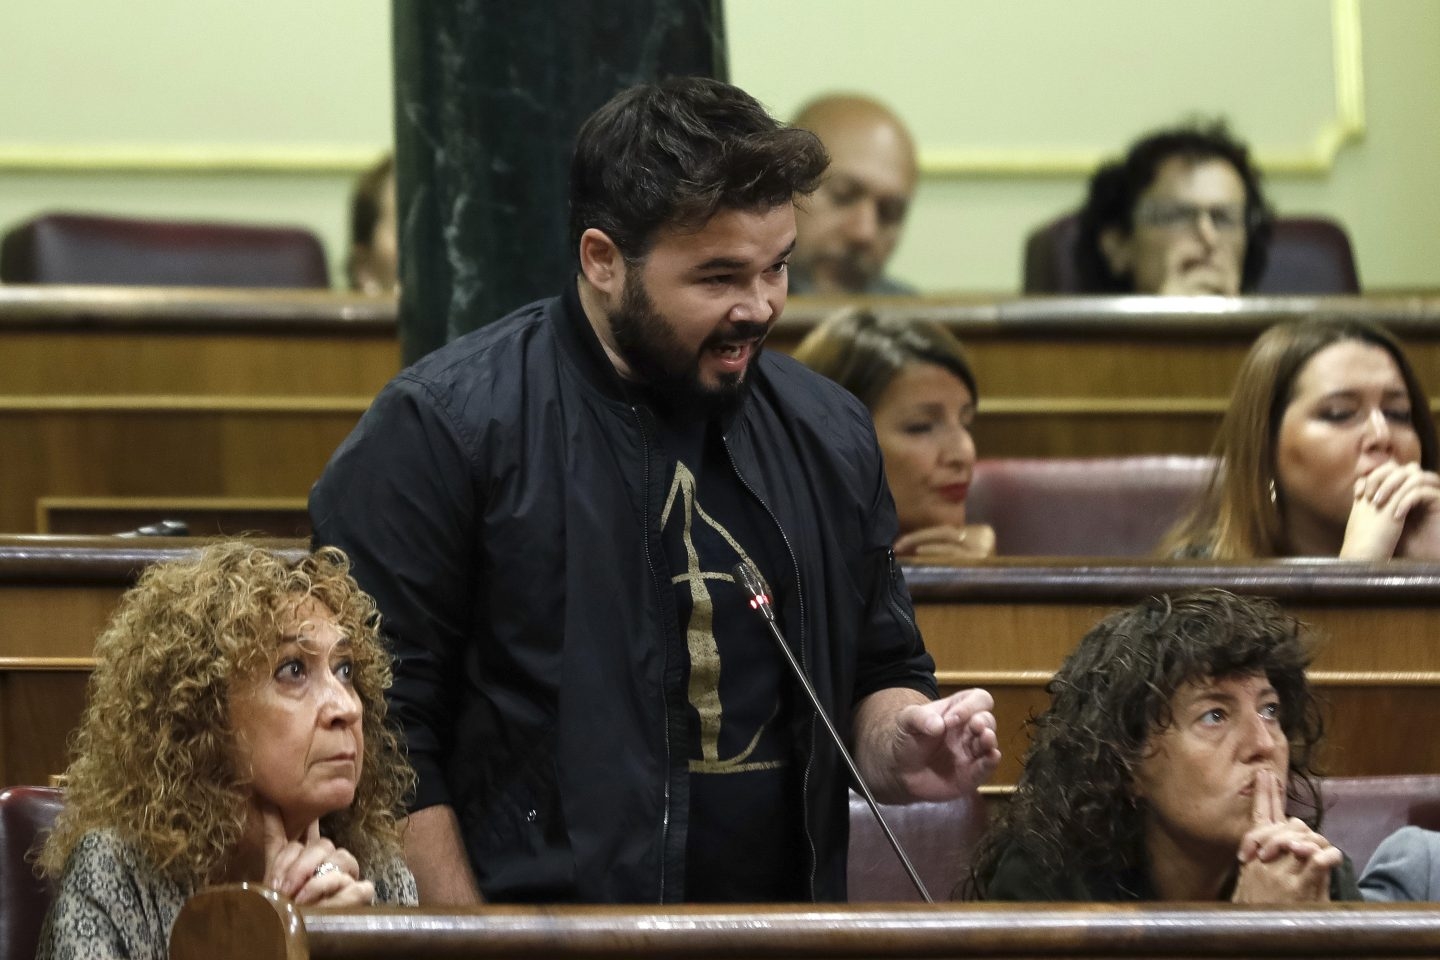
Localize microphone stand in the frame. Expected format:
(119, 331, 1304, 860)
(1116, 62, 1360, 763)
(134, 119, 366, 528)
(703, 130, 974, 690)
(732, 561, 934, 903)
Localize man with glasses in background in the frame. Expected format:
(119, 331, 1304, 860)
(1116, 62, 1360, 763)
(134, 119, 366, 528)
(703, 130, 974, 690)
(1075, 122, 1273, 296)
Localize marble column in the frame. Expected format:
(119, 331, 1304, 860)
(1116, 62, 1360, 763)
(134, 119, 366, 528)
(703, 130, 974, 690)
(392, 0, 727, 364)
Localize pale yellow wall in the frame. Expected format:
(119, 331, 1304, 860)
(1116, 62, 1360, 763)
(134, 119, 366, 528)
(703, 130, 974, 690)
(729, 0, 1440, 292)
(0, 0, 392, 286)
(0, 1, 1435, 292)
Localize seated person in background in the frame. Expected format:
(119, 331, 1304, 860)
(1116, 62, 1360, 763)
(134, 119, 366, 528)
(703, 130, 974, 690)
(1077, 122, 1272, 296)
(346, 152, 399, 295)
(1359, 827, 1440, 902)
(789, 94, 918, 295)
(794, 308, 995, 560)
(38, 542, 416, 960)
(970, 589, 1358, 902)
(1163, 318, 1440, 559)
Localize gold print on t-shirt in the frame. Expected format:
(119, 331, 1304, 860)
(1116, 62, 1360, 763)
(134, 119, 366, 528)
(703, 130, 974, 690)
(662, 462, 786, 775)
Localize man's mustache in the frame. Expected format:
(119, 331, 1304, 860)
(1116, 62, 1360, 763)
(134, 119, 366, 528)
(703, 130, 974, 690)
(705, 321, 770, 346)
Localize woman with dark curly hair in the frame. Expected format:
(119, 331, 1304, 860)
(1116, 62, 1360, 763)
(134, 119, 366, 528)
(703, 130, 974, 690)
(37, 542, 417, 959)
(969, 589, 1359, 902)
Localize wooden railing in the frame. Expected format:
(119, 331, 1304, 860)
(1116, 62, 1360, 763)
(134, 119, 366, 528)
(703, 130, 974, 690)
(4, 536, 1440, 788)
(907, 558, 1440, 785)
(168, 884, 1440, 959)
(6, 287, 1440, 533)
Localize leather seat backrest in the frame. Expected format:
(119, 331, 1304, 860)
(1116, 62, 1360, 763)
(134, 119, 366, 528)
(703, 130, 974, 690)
(0, 786, 65, 960)
(967, 456, 1213, 557)
(847, 791, 988, 902)
(0, 213, 329, 288)
(1319, 775, 1440, 871)
(1021, 212, 1360, 295)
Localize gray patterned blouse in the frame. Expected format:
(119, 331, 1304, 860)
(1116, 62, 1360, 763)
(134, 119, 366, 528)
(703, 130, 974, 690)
(37, 830, 418, 960)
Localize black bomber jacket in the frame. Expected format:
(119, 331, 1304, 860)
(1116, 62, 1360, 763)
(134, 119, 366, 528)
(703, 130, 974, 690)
(310, 280, 938, 903)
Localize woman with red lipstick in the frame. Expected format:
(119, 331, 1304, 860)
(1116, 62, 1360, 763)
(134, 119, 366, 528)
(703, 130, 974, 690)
(969, 590, 1359, 903)
(795, 309, 995, 561)
(1164, 318, 1440, 559)
(38, 543, 416, 960)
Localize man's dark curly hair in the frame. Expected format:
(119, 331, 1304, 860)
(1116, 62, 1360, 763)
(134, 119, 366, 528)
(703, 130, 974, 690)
(968, 589, 1323, 899)
(568, 76, 828, 262)
(1075, 121, 1274, 292)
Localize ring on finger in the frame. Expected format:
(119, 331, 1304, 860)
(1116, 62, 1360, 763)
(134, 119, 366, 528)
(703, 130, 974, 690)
(313, 860, 340, 879)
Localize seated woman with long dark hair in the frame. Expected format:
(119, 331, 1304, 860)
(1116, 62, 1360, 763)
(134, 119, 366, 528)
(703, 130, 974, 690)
(37, 542, 416, 960)
(794, 309, 995, 561)
(969, 589, 1359, 902)
(1164, 317, 1440, 559)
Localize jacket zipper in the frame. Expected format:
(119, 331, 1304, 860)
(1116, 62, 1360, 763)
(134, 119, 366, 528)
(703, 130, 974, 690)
(722, 436, 819, 902)
(632, 403, 673, 904)
(885, 549, 921, 644)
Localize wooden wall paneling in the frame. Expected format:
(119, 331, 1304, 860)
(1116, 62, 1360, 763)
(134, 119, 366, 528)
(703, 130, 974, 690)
(2, 328, 400, 398)
(0, 585, 122, 659)
(5, 540, 1440, 792)
(914, 561, 1440, 786)
(0, 406, 364, 532)
(938, 680, 1440, 787)
(0, 286, 400, 398)
(0, 665, 90, 786)
(9, 290, 1440, 531)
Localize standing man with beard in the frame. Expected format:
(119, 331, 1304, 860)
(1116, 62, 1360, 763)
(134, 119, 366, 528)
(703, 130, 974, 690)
(309, 77, 999, 907)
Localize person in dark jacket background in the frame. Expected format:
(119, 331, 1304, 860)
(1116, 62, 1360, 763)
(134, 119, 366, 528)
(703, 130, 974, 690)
(309, 77, 1000, 907)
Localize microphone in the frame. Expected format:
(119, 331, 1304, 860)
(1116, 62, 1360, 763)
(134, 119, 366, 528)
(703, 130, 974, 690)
(732, 560, 934, 903)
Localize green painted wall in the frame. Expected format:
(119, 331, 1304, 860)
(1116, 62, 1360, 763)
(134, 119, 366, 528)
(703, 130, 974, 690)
(0, 1, 1434, 291)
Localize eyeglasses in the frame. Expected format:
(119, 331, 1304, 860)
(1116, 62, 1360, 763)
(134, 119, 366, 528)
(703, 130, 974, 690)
(1134, 201, 1249, 234)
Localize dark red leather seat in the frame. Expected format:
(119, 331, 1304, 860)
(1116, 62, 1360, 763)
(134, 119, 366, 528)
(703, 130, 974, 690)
(1319, 775, 1440, 872)
(847, 790, 989, 902)
(0, 786, 64, 960)
(1022, 212, 1360, 295)
(967, 456, 1212, 557)
(845, 776, 1440, 902)
(0, 213, 329, 288)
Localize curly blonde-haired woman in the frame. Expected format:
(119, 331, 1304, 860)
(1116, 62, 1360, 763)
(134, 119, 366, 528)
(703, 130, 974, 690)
(37, 542, 417, 960)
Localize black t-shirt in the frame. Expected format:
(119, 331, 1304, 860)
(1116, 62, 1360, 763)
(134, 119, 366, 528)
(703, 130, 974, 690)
(650, 409, 805, 902)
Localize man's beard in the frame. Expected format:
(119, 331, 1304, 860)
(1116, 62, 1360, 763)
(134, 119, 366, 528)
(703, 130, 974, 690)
(608, 270, 766, 418)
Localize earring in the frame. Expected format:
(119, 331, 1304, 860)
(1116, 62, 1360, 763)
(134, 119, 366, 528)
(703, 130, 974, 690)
(1268, 479, 1278, 505)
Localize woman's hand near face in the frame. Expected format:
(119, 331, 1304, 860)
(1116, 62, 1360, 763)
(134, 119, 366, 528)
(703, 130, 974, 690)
(1340, 461, 1440, 560)
(1381, 462, 1440, 559)
(1232, 769, 1340, 903)
(894, 524, 996, 563)
(262, 804, 375, 906)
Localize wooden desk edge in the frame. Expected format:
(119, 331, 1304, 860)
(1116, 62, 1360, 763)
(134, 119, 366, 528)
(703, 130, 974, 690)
(170, 884, 1440, 960)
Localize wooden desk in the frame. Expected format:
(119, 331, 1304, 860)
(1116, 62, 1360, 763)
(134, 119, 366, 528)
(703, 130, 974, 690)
(780, 294, 1440, 458)
(171, 884, 1440, 959)
(911, 559, 1440, 785)
(2, 537, 1438, 792)
(6, 288, 1440, 532)
(0, 286, 399, 533)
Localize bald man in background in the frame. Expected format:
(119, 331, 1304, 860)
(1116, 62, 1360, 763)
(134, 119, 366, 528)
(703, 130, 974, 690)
(789, 94, 918, 295)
